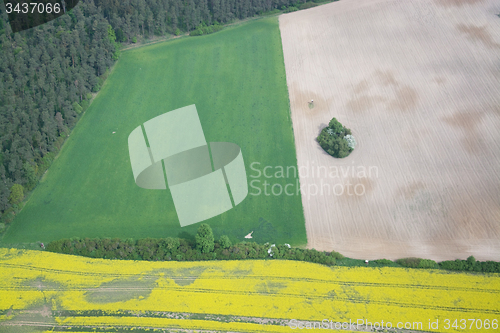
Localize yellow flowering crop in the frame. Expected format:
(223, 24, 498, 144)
(1, 248, 499, 332)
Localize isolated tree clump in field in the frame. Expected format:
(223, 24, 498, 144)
(317, 118, 355, 158)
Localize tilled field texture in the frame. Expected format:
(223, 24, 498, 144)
(279, 0, 500, 260)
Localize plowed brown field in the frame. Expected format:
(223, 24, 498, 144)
(279, 0, 500, 260)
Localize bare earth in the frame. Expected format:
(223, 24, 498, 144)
(279, 0, 500, 260)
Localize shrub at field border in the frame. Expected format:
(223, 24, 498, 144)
(392, 256, 500, 273)
(299, 2, 317, 10)
(189, 23, 224, 36)
(396, 257, 438, 269)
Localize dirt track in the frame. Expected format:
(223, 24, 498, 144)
(279, 0, 500, 260)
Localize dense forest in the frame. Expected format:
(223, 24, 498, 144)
(0, 0, 313, 222)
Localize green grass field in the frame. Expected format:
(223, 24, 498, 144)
(1, 17, 306, 247)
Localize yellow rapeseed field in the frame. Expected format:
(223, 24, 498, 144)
(1, 248, 499, 332)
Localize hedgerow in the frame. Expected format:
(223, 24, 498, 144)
(45, 223, 499, 272)
(46, 237, 343, 266)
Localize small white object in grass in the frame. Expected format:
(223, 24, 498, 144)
(284, 243, 291, 248)
(244, 231, 253, 239)
(365, 259, 369, 264)
(112, 131, 116, 134)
